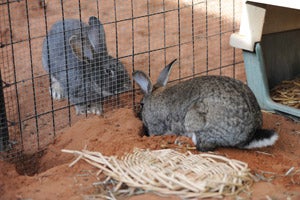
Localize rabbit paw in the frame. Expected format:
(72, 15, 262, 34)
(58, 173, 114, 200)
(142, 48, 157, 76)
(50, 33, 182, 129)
(87, 102, 103, 115)
(75, 105, 87, 115)
(50, 77, 65, 100)
(75, 103, 102, 115)
(184, 132, 197, 145)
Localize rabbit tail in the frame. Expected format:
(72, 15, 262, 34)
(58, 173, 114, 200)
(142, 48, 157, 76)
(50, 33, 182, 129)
(242, 129, 279, 149)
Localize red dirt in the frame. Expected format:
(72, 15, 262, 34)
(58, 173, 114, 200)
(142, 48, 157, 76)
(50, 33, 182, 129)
(1, 0, 300, 200)
(1, 108, 300, 200)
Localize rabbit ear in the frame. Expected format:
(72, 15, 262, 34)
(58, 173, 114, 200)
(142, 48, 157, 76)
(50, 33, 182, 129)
(132, 71, 153, 95)
(154, 59, 177, 88)
(87, 16, 108, 55)
(69, 35, 94, 62)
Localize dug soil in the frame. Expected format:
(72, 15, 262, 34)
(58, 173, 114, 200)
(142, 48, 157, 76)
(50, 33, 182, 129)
(1, 108, 300, 200)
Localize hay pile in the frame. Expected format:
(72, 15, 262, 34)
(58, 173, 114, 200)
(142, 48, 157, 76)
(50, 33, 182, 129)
(63, 148, 253, 199)
(271, 77, 300, 109)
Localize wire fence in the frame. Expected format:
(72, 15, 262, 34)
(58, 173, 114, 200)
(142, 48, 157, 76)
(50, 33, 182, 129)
(0, 0, 244, 174)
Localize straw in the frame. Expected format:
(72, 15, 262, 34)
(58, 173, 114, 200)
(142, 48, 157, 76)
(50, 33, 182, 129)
(62, 148, 253, 198)
(271, 77, 300, 109)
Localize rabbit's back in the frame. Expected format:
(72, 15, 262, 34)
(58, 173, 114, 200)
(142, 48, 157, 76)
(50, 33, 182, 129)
(144, 76, 262, 146)
(153, 76, 260, 116)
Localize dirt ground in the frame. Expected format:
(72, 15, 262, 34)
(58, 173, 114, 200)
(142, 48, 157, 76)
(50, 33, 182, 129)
(1, 0, 300, 200)
(1, 108, 300, 200)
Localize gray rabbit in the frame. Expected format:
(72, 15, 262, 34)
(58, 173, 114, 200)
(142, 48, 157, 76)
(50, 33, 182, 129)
(133, 59, 278, 151)
(42, 16, 131, 115)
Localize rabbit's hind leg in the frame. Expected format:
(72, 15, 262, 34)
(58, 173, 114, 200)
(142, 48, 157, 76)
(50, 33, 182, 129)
(50, 76, 65, 100)
(195, 134, 218, 152)
(183, 132, 216, 151)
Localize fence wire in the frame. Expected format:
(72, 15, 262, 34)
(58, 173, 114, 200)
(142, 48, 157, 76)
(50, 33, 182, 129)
(0, 0, 243, 175)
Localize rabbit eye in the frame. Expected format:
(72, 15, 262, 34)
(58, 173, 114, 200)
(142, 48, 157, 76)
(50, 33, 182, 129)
(140, 102, 144, 108)
(104, 69, 115, 76)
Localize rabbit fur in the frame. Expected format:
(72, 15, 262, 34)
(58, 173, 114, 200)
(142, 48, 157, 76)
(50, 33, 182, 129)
(133, 59, 278, 151)
(42, 16, 131, 115)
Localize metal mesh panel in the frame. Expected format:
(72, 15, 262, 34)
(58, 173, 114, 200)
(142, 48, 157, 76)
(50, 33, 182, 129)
(0, 0, 244, 175)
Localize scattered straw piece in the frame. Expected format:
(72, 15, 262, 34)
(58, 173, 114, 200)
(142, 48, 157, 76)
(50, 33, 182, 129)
(62, 148, 253, 198)
(271, 77, 300, 109)
(285, 167, 295, 176)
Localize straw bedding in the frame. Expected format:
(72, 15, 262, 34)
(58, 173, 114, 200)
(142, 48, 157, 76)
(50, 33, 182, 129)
(62, 148, 253, 198)
(271, 77, 300, 109)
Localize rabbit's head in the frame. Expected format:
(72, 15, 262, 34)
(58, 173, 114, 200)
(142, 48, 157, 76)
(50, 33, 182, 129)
(132, 59, 177, 117)
(68, 16, 131, 98)
(100, 56, 132, 97)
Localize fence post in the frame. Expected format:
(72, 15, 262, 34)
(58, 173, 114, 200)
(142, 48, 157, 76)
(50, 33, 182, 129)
(0, 70, 9, 152)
